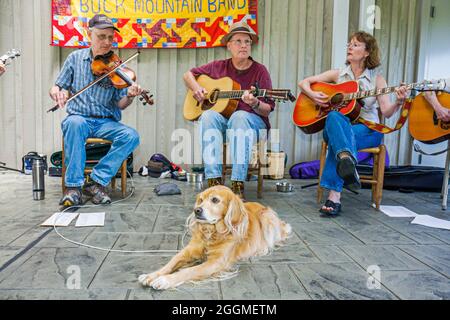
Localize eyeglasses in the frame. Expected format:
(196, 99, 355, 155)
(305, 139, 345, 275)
(229, 39, 252, 46)
(96, 34, 115, 42)
(346, 42, 365, 49)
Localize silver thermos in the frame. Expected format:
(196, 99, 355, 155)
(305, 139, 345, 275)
(32, 158, 45, 200)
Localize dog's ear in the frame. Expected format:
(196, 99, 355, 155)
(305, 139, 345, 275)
(224, 193, 248, 240)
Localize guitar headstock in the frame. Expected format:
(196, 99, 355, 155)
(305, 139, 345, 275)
(414, 79, 446, 92)
(265, 89, 296, 102)
(0, 49, 21, 64)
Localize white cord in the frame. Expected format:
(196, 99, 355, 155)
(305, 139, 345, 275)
(53, 170, 183, 254)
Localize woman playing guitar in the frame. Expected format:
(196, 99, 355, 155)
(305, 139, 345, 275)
(298, 31, 409, 216)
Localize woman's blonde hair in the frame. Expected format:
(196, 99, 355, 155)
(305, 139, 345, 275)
(346, 31, 381, 70)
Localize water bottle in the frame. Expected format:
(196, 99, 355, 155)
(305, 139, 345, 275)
(32, 159, 45, 200)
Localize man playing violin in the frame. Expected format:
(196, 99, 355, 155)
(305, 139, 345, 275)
(0, 62, 6, 76)
(49, 14, 142, 207)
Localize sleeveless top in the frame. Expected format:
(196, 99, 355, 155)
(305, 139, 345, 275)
(338, 65, 382, 123)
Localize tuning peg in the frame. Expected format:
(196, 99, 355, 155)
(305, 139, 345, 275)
(143, 102, 147, 106)
(139, 97, 143, 101)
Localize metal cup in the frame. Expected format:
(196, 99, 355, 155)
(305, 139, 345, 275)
(32, 159, 45, 200)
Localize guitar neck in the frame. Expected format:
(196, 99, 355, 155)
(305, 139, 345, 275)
(217, 89, 268, 100)
(344, 82, 420, 101)
(216, 89, 293, 101)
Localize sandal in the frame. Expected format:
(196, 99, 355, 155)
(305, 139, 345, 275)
(319, 199, 342, 216)
(337, 156, 361, 193)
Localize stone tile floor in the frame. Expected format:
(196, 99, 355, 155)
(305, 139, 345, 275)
(0, 171, 449, 300)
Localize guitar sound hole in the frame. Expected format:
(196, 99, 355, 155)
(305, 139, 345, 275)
(202, 89, 219, 111)
(330, 93, 344, 107)
(208, 89, 220, 104)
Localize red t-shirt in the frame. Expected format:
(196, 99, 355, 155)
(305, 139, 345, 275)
(190, 58, 275, 129)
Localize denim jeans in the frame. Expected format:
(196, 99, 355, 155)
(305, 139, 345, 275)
(61, 115, 140, 187)
(320, 111, 383, 192)
(198, 110, 267, 182)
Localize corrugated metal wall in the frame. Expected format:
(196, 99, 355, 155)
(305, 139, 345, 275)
(0, 0, 422, 172)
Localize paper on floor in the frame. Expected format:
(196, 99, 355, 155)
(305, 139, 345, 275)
(41, 212, 79, 227)
(411, 215, 450, 231)
(75, 212, 105, 227)
(376, 205, 418, 218)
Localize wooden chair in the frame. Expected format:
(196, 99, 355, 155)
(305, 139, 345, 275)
(317, 141, 386, 210)
(221, 142, 265, 198)
(61, 138, 127, 197)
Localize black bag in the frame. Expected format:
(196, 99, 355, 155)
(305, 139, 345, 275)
(22, 152, 48, 175)
(147, 153, 181, 178)
(147, 160, 171, 178)
(357, 165, 444, 192)
(50, 143, 133, 176)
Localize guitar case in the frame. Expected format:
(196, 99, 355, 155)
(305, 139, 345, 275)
(50, 143, 133, 176)
(357, 164, 444, 192)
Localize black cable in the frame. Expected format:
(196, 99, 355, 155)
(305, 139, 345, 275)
(0, 165, 23, 173)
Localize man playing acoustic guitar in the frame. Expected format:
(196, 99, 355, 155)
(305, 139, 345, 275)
(183, 21, 275, 199)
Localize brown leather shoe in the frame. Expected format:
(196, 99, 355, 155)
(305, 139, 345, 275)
(231, 180, 245, 199)
(207, 177, 223, 188)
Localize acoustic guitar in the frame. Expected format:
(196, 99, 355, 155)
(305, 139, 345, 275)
(409, 92, 450, 144)
(183, 75, 296, 121)
(292, 79, 445, 134)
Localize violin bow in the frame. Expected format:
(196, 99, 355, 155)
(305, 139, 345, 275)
(47, 51, 140, 113)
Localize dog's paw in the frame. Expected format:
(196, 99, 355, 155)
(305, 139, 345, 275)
(150, 275, 178, 290)
(138, 272, 159, 287)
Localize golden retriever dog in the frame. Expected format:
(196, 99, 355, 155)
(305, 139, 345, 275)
(138, 185, 291, 290)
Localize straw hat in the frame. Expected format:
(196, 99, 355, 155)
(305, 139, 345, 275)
(220, 21, 258, 45)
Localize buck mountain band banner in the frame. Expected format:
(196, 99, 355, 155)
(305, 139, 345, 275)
(51, 0, 258, 48)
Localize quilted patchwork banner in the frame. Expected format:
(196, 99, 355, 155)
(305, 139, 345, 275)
(51, 0, 258, 48)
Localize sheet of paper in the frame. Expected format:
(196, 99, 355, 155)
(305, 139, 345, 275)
(41, 212, 79, 227)
(411, 215, 450, 230)
(376, 205, 418, 218)
(75, 212, 105, 227)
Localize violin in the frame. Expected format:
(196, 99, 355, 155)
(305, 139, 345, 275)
(47, 51, 154, 113)
(91, 51, 154, 105)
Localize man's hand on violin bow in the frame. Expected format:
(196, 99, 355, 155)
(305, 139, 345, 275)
(49, 86, 69, 109)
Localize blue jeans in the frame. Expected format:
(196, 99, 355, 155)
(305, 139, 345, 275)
(198, 110, 267, 182)
(321, 111, 383, 192)
(61, 115, 140, 187)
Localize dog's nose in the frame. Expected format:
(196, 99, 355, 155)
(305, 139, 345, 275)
(194, 207, 203, 216)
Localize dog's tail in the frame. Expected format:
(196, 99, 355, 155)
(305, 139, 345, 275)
(261, 208, 292, 250)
